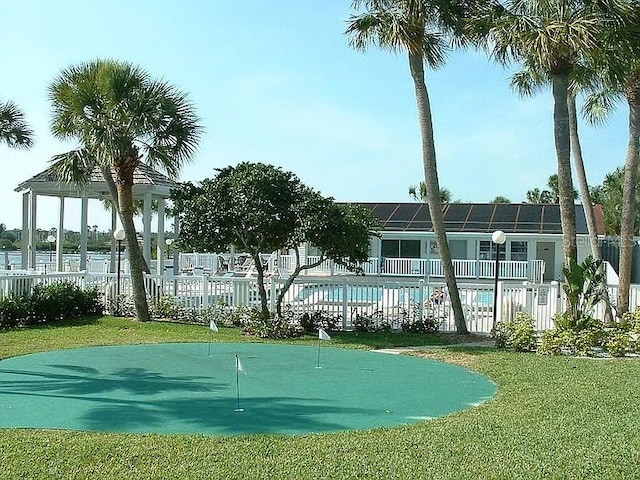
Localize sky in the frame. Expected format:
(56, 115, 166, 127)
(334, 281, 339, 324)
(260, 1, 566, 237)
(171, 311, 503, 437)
(0, 0, 630, 231)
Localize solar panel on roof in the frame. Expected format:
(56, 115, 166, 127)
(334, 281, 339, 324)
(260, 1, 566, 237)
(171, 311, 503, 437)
(444, 204, 471, 222)
(372, 204, 399, 225)
(466, 204, 495, 224)
(491, 204, 519, 223)
(574, 205, 588, 234)
(541, 205, 562, 233)
(391, 203, 421, 221)
(516, 204, 543, 230)
(464, 221, 492, 231)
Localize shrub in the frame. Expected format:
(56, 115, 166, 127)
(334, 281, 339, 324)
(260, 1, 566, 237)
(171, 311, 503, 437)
(493, 312, 537, 352)
(401, 317, 439, 334)
(299, 310, 342, 334)
(0, 281, 102, 328)
(538, 321, 606, 356)
(605, 330, 632, 357)
(353, 312, 392, 333)
(243, 309, 303, 339)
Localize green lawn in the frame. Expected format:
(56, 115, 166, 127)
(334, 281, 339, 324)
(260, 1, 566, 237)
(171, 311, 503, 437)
(1, 317, 639, 479)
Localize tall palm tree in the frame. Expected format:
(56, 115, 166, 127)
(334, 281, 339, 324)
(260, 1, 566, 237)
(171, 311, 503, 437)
(49, 60, 202, 321)
(347, 0, 477, 334)
(408, 182, 453, 203)
(0, 100, 34, 149)
(581, 12, 640, 316)
(482, 0, 630, 272)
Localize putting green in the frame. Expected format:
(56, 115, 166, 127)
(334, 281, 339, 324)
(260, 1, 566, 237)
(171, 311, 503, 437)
(0, 343, 496, 435)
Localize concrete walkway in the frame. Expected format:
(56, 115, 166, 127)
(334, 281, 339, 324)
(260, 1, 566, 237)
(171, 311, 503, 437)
(375, 339, 495, 355)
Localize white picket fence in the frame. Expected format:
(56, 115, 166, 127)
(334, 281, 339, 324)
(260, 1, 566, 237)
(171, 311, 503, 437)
(2, 270, 638, 334)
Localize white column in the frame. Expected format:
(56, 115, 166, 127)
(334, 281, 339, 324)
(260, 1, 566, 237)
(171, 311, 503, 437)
(156, 198, 165, 275)
(110, 207, 117, 273)
(21, 192, 29, 269)
(80, 195, 88, 271)
(56, 197, 65, 272)
(28, 191, 37, 269)
(143, 191, 152, 266)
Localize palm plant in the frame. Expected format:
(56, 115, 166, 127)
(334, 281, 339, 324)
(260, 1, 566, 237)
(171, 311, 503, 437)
(580, 10, 640, 316)
(347, 0, 479, 334)
(48, 60, 202, 322)
(481, 0, 631, 271)
(0, 100, 34, 149)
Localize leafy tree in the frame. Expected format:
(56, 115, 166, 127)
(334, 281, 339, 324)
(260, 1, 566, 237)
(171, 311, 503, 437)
(491, 196, 510, 203)
(347, 0, 479, 334)
(525, 187, 555, 204)
(48, 59, 202, 322)
(171, 162, 379, 319)
(0, 100, 33, 149)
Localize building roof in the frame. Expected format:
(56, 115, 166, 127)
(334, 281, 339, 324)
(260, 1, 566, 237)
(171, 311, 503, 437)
(15, 163, 177, 199)
(352, 202, 605, 235)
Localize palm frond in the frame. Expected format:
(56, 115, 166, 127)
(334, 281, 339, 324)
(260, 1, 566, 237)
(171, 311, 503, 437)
(0, 100, 34, 149)
(49, 148, 97, 188)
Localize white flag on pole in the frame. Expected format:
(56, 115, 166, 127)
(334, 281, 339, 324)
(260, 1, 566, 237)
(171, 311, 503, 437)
(236, 355, 246, 374)
(319, 328, 331, 341)
(209, 320, 218, 332)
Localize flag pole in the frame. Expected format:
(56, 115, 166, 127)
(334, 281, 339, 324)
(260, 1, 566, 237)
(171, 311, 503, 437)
(316, 337, 322, 369)
(235, 354, 243, 412)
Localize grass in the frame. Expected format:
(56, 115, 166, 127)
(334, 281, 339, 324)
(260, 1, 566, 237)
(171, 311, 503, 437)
(2, 317, 640, 479)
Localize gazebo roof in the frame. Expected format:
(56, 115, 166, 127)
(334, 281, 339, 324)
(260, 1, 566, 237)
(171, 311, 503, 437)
(15, 163, 178, 200)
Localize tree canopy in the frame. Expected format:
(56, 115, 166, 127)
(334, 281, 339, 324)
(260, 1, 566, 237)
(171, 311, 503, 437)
(171, 162, 380, 318)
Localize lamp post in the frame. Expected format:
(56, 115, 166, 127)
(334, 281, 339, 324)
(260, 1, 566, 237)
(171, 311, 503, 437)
(114, 229, 126, 299)
(47, 235, 56, 262)
(492, 230, 506, 330)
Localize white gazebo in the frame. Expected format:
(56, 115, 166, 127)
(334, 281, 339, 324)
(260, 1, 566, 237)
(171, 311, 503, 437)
(15, 163, 178, 273)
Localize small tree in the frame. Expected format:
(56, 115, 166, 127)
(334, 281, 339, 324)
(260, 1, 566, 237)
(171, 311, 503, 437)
(171, 162, 379, 319)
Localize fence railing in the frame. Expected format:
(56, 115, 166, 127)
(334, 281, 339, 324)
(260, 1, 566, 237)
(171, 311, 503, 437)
(4, 271, 638, 334)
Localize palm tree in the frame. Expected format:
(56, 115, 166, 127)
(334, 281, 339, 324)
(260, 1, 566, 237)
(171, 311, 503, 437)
(0, 100, 34, 149)
(408, 182, 452, 203)
(482, 0, 630, 272)
(49, 60, 202, 321)
(347, 0, 477, 334)
(581, 13, 640, 316)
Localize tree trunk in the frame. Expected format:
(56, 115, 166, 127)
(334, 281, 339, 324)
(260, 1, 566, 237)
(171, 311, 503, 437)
(252, 252, 270, 319)
(115, 162, 150, 322)
(275, 251, 324, 317)
(408, 51, 467, 334)
(551, 74, 578, 268)
(617, 94, 640, 317)
(568, 94, 613, 323)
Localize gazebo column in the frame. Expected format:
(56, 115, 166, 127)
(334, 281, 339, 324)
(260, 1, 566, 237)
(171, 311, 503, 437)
(110, 207, 117, 273)
(28, 191, 37, 269)
(80, 195, 88, 271)
(56, 197, 65, 272)
(156, 198, 165, 275)
(21, 192, 29, 269)
(143, 191, 152, 269)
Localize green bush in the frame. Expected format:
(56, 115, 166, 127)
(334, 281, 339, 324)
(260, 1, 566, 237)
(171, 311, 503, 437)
(605, 330, 632, 357)
(299, 310, 342, 334)
(493, 312, 537, 352)
(538, 321, 606, 356)
(0, 281, 102, 328)
(353, 312, 391, 333)
(243, 309, 303, 339)
(401, 317, 439, 334)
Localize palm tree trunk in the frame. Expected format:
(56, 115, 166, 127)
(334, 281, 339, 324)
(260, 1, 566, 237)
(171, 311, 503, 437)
(568, 94, 613, 323)
(116, 172, 150, 322)
(551, 74, 578, 267)
(617, 95, 640, 316)
(408, 52, 467, 334)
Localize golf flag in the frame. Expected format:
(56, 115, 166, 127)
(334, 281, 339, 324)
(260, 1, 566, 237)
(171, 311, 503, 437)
(319, 328, 331, 341)
(236, 354, 246, 374)
(209, 320, 218, 332)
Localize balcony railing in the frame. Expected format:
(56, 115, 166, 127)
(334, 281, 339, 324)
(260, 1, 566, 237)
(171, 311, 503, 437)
(279, 256, 544, 282)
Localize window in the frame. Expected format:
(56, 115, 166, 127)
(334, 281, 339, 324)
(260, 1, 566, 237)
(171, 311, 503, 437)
(381, 239, 421, 258)
(479, 241, 505, 260)
(510, 241, 528, 261)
